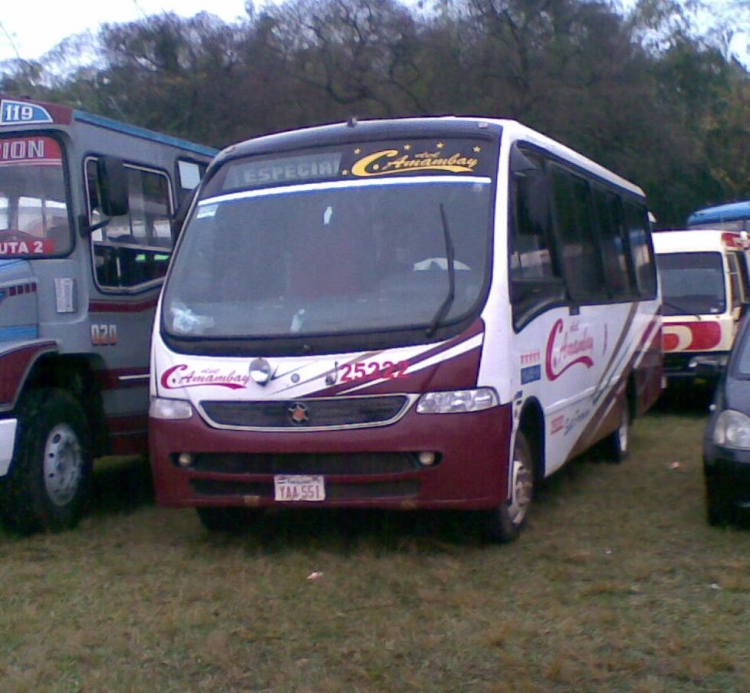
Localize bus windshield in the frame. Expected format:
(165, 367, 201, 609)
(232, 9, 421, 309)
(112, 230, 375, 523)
(0, 135, 71, 257)
(162, 176, 492, 342)
(659, 251, 726, 315)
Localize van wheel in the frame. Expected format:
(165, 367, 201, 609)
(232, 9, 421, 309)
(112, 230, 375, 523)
(1, 389, 92, 535)
(483, 430, 535, 543)
(603, 401, 630, 463)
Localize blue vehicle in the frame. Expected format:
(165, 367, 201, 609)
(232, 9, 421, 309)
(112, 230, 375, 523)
(688, 200, 750, 231)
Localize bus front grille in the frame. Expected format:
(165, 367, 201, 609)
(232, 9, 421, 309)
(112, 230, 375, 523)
(199, 395, 410, 430)
(180, 451, 422, 475)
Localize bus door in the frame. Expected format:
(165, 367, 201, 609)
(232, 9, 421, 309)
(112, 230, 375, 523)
(85, 158, 177, 450)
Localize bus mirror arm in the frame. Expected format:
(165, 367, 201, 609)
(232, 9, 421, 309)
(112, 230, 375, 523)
(78, 213, 112, 237)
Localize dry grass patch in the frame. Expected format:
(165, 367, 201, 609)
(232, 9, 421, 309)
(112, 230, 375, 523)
(2, 400, 750, 691)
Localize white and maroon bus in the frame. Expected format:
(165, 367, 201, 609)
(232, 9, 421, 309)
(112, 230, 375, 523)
(149, 117, 663, 542)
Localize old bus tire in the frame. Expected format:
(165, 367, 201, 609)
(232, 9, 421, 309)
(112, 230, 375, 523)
(483, 430, 535, 543)
(602, 401, 631, 464)
(2, 389, 92, 535)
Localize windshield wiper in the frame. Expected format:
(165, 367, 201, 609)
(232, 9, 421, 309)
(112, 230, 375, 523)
(426, 204, 456, 337)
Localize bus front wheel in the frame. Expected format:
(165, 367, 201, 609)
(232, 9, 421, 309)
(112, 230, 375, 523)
(1, 388, 92, 535)
(483, 430, 535, 543)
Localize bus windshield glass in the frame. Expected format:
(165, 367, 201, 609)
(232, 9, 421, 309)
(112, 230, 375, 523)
(0, 135, 71, 257)
(659, 251, 726, 315)
(162, 176, 492, 341)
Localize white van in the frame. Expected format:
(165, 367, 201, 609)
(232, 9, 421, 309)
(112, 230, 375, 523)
(654, 229, 750, 385)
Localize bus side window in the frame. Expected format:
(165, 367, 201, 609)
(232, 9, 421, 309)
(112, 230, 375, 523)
(551, 165, 606, 303)
(623, 201, 657, 299)
(87, 159, 174, 290)
(510, 146, 565, 328)
(593, 186, 633, 300)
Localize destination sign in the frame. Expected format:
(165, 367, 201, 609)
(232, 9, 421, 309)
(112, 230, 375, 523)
(219, 138, 493, 193)
(0, 136, 62, 166)
(225, 152, 343, 188)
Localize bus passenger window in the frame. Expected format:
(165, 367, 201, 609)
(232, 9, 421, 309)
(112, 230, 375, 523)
(510, 147, 565, 327)
(623, 201, 657, 299)
(593, 187, 633, 300)
(551, 167, 605, 302)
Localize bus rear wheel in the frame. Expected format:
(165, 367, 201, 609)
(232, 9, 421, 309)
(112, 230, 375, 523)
(1, 388, 92, 535)
(483, 430, 535, 543)
(602, 400, 631, 463)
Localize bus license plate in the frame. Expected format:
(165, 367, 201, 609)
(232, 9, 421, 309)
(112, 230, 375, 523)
(274, 475, 325, 502)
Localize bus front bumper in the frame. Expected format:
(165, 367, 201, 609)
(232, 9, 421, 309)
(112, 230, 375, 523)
(149, 403, 514, 511)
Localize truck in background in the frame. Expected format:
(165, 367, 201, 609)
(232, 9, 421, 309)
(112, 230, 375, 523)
(0, 94, 216, 533)
(654, 229, 750, 387)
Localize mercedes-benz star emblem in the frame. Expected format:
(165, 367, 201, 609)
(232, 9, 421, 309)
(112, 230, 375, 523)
(288, 402, 309, 425)
(249, 357, 273, 385)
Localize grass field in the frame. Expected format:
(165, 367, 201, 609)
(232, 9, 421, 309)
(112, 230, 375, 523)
(2, 395, 750, 692)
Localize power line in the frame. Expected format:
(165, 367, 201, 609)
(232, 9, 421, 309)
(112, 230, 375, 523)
(0, 20, 23, 61)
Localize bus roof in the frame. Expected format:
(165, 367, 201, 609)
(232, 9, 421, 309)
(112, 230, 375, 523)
(687, 200, 750, 227)
(1, 94, 217, 158)
(214, 116, 645, 198)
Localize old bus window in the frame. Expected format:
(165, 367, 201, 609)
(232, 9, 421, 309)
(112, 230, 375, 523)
(593, 186, 633, 299)
(510, 146, 564, 327)
(551, 166, 605, 302)
(87, 160, 173, 290)
(0, 135, 72, 257)
(623, 200, 657, 299)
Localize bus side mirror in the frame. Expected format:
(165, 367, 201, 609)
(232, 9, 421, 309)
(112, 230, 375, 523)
(97, 156, 129, 218)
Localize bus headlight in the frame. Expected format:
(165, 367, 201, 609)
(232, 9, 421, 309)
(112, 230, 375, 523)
(713, 409, 750, 449)
(416, 388, 498, 414)
(150, 397, 193, 420)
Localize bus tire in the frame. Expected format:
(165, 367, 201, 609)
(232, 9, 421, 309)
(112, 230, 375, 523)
(602, 401, 630, 463)
(1, 389, 92, 535)
(483, 430, 535, 543)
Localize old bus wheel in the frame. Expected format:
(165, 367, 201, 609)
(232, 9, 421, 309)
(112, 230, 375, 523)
(1, 389, 92, 535)
(483, 430, 535, 543)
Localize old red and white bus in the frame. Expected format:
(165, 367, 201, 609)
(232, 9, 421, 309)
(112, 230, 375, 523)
(654, 229, 750, 386)
(149, 117, 662, 541)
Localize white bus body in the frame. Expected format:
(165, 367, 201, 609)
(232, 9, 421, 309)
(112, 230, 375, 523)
(150, 117, 662, 542)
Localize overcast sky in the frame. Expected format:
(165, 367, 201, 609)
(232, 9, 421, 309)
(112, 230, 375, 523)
(0, 0, 250, 63)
